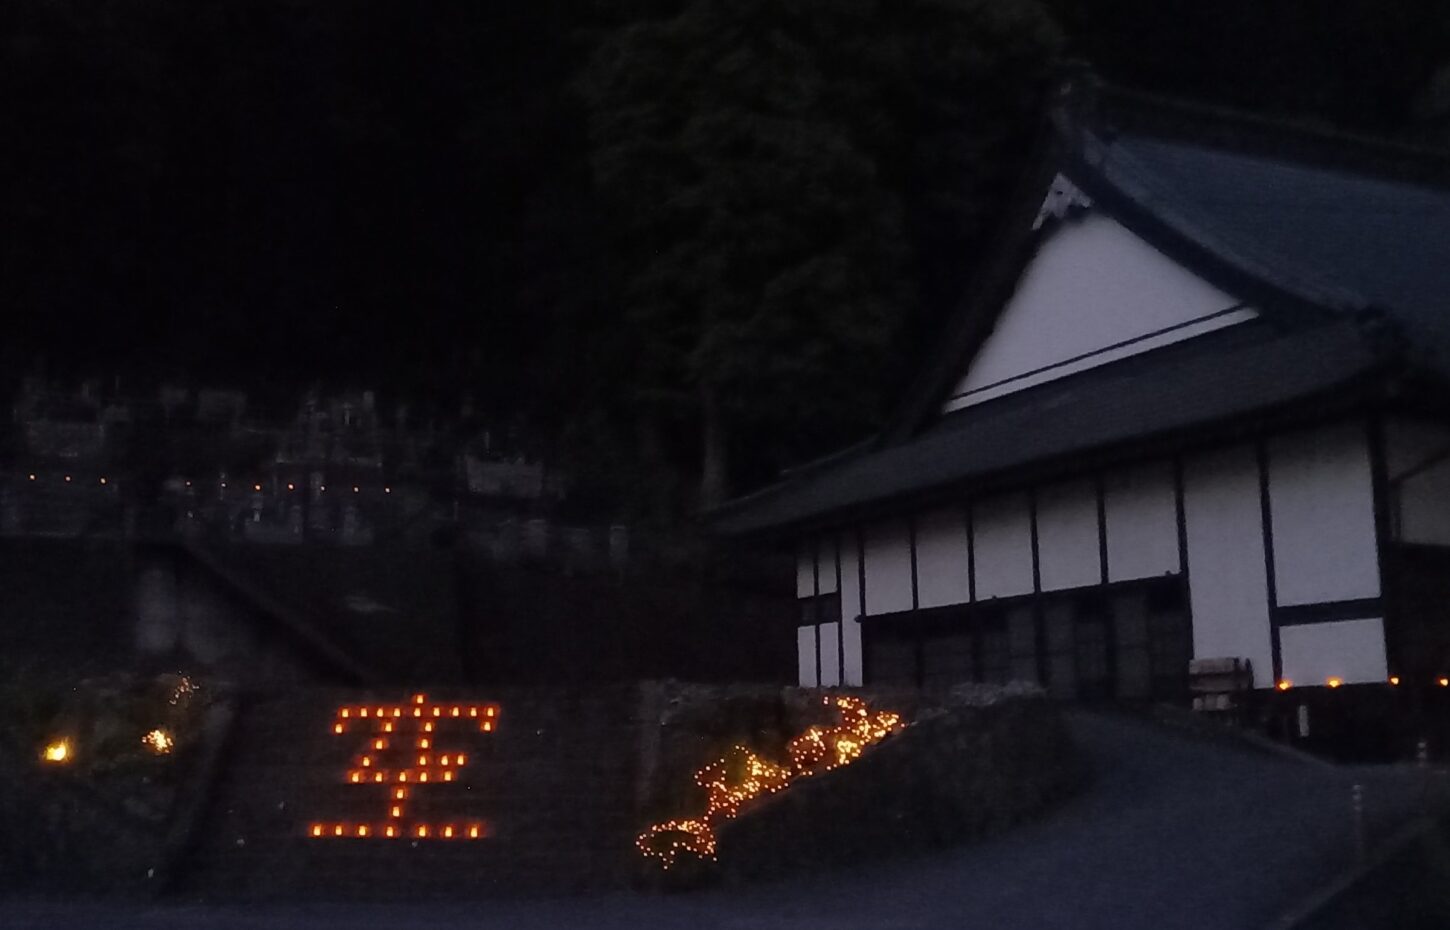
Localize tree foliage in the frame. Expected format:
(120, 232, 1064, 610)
(582, 0, 1061, 507)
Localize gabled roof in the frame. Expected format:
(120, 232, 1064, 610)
(713, 76, 1450, 538)
(713, 320, 1386, 536)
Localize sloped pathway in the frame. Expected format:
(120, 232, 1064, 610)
(9, 710, 1442, 930)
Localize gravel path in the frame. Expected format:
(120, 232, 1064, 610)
(7, 709, 1440, 930)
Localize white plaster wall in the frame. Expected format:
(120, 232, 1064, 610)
(1387, 419, 1450, 546)
(1268, 422, 1380, 606)
(944, 213, 1255, 412)
(797, 625, 818, 687)
(815, 538, 839, 594)
(838, 534, 865, 685)
(818, 622, 841, 687)
(1036, 479, 1100, 592)
(863, 519, 914, 615)
(1184, 445, 1275, 688)
(796, 544, 815, 599)
(914, 507, 971, 608)
(840, 532, 862, 619)
(972, 493, 1034, 599)
(842, 616, 863, 686)
(1279, 618, 1388, 686)
(1104, 460, 1180, 581)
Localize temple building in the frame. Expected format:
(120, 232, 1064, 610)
(715, 79, 1450, 705)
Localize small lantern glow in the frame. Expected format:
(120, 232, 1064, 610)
(443, 826, 454, 839)
(41, 739, 70, 764)
(311, 824, 324, 837)
(1440, 677, 1449, 688)
(1276, 680, 1293, 691)
(334, 723, 344, 734)
(1326, 677, 1343, 689)
(142, 729, 175, 754)
(468, 825, 481, 839)
(1390, 676, 1401, 686)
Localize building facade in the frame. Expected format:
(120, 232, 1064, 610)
(716, 79, 1450, 704)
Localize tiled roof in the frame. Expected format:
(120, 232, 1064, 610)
(714, 321, 1383, 536)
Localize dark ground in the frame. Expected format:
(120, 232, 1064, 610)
(5, 710, 1444, 930)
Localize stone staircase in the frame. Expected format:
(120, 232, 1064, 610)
(171, 686, 644, 900)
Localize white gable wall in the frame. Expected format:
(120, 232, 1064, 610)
(943, 212, 1256, 413)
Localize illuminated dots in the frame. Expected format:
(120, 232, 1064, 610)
(385, 826, 397, 838)
(481, 721, 493, 732)
(357, 825, 369, 837)
(442, 771, 454, 782)
(311, 824, 323, 838)
(1327, 677, 1343, 689)
(340, 708, 350, 718)
(42, 739, 71, 764)
(469, 707, 479, 717)
(440, 755, 450, 766)
(391, 806, 402, 818)
(414, 694, 426, 705)
(287, 483, 295, 491)
(254, 484, 262, 492)
(27, 474, 35, 481)
(394, 788, 408, 800)
(334, 825, 344, 837)
(418, 755, 429, 766)
(185, 480, 192, 487)
(385, 486, 392, 494)
(64, 475, 72, 483)
(423, 722, 434, 733)
(353, 486, 359, 493)
(1276, 680, 1293, 691)
(349, 772, 362, 784)
(419, 772, 429, 783)
(433, 707, 441, 717)
(468, 825, 481, 839)
(1390, 676, 1401, 686)
(373, 739, 386, 751)
(485, 707, 497, 718)
(456, 753, 466, 766)
(375, 708, 385, 718)
(1440, 677, 1449, 688)
(373, 772, 385, 783)
(99, 477, 107, 485)
(416, 826, 429, 839)
(398, 772, 409, 782)
(319, 485, 325, 492)
(360, 757, 371, 767)
(334, 723, 345, 734)
(418, 738, 430, 749)
(443, 826, 455, 839)
(413, 708, 422, 717)
(360, 708, 369, 718)
(392, 708, 402, 718)
(451, 706, 461, 717)
(382, 722, 393, 733)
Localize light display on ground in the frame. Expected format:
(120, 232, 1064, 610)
(637, 695, 904, 870)
(41, 739, 71, 764)
(142, 729, 174, 754)
(309, 693, 499, 840)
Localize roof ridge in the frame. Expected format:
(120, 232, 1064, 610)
(1057, 72, 1450, 191)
